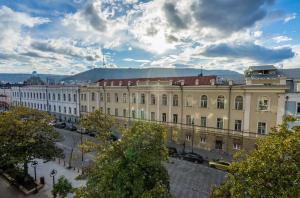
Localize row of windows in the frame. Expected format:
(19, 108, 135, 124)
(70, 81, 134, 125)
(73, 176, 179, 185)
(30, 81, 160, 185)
(13, 91, 77, 102)
(185, 136, 242, 150)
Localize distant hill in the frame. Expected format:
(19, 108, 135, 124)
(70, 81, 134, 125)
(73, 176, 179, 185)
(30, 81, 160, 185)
(63, 68, 244, 84)
(0, 73, 68, 84)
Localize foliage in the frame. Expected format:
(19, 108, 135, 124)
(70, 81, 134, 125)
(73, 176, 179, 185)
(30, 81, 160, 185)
(52, 176, 73, 198)
(0, 106, 63, 177)
(75, 121, 171, 198)
(210, 116, 300, 198)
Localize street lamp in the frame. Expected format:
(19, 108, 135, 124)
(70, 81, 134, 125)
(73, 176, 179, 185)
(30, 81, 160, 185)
(31, 161, 38, 181)
(50, 169, 57, 186)
(192, 118, 195, 153)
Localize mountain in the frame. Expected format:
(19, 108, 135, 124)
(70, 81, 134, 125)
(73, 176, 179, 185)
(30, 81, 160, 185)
(0, 73, 68, 84)
(63, 68, 244, 84)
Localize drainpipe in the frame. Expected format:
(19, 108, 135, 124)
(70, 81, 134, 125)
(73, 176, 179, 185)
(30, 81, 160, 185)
(226, 85, 232, 153)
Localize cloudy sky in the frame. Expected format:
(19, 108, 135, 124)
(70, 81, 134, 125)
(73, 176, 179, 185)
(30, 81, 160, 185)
(0, 0, 299, 74)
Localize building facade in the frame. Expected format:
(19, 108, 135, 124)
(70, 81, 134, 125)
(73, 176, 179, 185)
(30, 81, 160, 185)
(0, 87, 11, 111)
(80, 74, 287, 154)
(11, 85, 80, 123)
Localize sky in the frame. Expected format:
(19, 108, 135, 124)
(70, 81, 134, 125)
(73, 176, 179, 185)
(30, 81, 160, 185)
(0, 0, 299, 75)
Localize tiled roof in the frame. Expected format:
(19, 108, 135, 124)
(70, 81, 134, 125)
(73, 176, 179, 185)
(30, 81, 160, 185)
(249, 65, 277, 71)
(97, 76, 216, 86)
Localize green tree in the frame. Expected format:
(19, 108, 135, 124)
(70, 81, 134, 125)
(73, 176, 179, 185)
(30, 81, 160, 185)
(75, 121, 171, 198)
(210, 116, 300, 198)
(52, 176, 73, 198)
(0, 107, 63, 178)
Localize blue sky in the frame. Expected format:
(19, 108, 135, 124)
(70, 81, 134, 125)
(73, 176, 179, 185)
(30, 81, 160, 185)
(0, 0, 299, 74)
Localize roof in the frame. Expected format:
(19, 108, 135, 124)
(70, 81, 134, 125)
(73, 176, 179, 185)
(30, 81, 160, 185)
(249, 65, 277, 71)
(279, 68, 300, 80)
(97, 76, 217, 86)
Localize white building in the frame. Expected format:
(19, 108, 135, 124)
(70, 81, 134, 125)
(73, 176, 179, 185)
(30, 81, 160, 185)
(11, 85, 80, 123)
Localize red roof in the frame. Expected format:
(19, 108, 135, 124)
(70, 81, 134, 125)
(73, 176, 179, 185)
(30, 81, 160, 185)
(97, 76, 216, 86)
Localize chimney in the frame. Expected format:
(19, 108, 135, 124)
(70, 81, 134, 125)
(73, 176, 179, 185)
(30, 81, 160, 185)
(119, 81, 122, 86)
(228, 80, 233, 86)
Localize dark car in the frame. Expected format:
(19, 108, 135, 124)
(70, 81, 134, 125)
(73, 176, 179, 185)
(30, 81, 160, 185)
(182, 152, 204, 163)
(66, 124, 77, 131)
(167, 146, 178, 157)
(108, 134, 118, 141)
(54, 122, 66, 129)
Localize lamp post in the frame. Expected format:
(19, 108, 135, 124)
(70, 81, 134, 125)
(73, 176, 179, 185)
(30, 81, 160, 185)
(192, 118, 195, 153)
(50, 169, 57, 186)
(31, 161, 38, 181)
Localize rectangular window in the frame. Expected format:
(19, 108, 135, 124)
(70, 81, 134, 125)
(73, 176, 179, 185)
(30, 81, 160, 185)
(162, 113, 167, 122)
(132, 110, 136, 118)
(68, 94, 71, 102)
(69, 107, 71, 114)
(92, 92, 95, 101)
(63, 94, 66, 101)
(132, 93, 136, 104)
(217, 118, 223, 129)
(115, 93, 118, 103)
(92, 106, 95, 112)
(257, 122, 266, 134)
(58, 94, 61, 101)
(100, 107, 103, 113)
(200, 137, 206, 144)
(151, 112, 155, 121)
(107, 108, 111, 115)
(123, 109, 126, 117)
(186, 115, 192, 125)
(297, 103, 300, 114)
(59, 106, 61, 113)
(140, 94, 145, 104)
(140, 110, 145, 120)
(186, 135, 191, 141)
(115, 108, 118, 116)
(123, 93, 127, 103)
(234, 120, 242, 131)
(74, 108, 77, 115)
(100, 93, 104, 102)
(64, 107, 66, 113)
(107, 93, 110, 103)
(258, 97, 269, 111)
(233, 143, 241, 150)
(73, 94, 77, 102)
(200, 116, 206, 127)
(173, 114, 178, 124)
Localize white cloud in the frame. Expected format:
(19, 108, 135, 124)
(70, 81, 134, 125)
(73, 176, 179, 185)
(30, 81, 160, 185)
(272, 35, 292, 43)
(123, 58, 150, 63)
(284, 13, 296, 23)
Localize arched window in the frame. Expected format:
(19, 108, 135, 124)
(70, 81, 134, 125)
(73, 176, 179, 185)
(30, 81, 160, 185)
(150, 94, 156, 105)
(200, 95, 208, 108)
(217, 95, 225, 109)
(173, 94, 178, 106)
(258, 96, 269, 111)
(162, 94, 167, 106)
(235, 96, 243, 110)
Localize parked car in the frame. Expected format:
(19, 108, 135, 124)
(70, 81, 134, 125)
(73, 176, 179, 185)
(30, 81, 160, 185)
(181, 152, 204, 164)
(54, 122, 66, 129)
(66, 124, 77, 131)
(167, 146, 178, 157)
(108, 134, 118, 141)
(209, 160, 230, 171)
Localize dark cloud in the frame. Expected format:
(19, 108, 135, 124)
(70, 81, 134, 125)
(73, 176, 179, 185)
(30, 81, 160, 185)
(20, 51, 57, 60)
(163, 2, 187, 29)
(202, 42, 294, 63)
(31, 41, 100, 61)
(191, 0, 275, 33)
(166, 34, 179, 43)
(83, 3, 107, 32)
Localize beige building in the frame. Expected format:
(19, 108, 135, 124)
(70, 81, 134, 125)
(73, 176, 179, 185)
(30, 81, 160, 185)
(80, 72, 287, 155)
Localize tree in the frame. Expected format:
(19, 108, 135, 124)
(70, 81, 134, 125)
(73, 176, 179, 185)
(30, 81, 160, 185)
(0, 107, 63, 179)
(210, 116, 300, 198)
(75, 121, 171, 198)
(52, 176, 73, 198)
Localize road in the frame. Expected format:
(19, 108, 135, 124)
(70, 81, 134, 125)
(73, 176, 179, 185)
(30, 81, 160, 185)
(55, 128, 226, 198)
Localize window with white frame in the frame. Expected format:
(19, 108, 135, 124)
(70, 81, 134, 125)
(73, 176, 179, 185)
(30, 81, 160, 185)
(233, 142, 241, 150)
(257, 122, 266, 134)
(107, 108, 111, 115)
(150, 94, 156, 105)
(173, 94, 178, 106)
(200, 116, 207, 127)
(123, 93, 127, 103)
(162, 113, 167, 122)
(140, 110, 145, 120)
(235, 96, 243, 110)
(200, 95, 208, 108)
(186, 115, 192, 125)
(234, 120, 242, 131)
(140, 93, 145, 104)
(186, 96, 193, 107)
(186, 134, 191, 141)
(217, 95, 225, 109)
(162, 94, 168, 106)
(258, 96, 269, 111)
(107, 93, 111, 103)
(173, 114, 178, 124)
(217, 118, 223, 129)
(115, 93, 119, 103)
(200, 137, 206, 144)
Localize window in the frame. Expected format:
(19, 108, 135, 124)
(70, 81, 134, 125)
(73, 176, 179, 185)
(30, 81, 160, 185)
(235, 120, 242, 131)
(132, 93, 136, 104)
(64, 107, 66, 113)
(140, 93, 145, 104)
(115, 93, 119, 103)
(69, 107, 71, 114)
(186, 135, 191, 141)
(257, 122, 266, 134)
(107, 93, 111, 103)
(52, 93, 55, 101)
(186, 115, 192, 125)
(92, 92, 95, 101)
(200, 95, 208, 108)
(186, 96, 192, 107)
(217, 118, 223, 129)
(235, 96, 243, 110)
(115, 108, 118, 116)
(107, 108, 111, 115)
(73, 94, 77, 102)
(233, 142, 241, 150)
(200, 137, 206, 144)
(297, 103, 300, 114)
(84, 94, 86, 101)
(200, 116, 206, 127)
(132, 110, 136, 118)
(63, 94, 66, 101)
(74, 108, 77, 115)
(49, 105, 51, 111)
(123, 93, 127, 103)
(162, 113, 167, 122)
(162, 94, 167, 106)
(140, 110, 145, 120)
(92, 106, 95, 112)
(151, 112, 155, 121)
(217, 96, 225, 109)
(80, 94, 83, 101)
(100, 93, 104, 102)
(215, 140, 223, 150)
(58, 94, 61, 101)
(173, 95, 178, 106)
(173, 114, 178, 124)
(53, 105, 56, 112)
(59, 106, 61, 113)
(150, 94, 156, 105)
(100, 107, 103, 113)
(123, 109, 126, 117)
(68, 94, 71, 102)
(258, 96, 269, 111)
